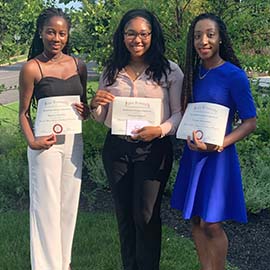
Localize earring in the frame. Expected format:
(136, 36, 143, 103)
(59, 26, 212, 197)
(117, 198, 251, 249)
(219, 40, 222, 44)
(39, 35, 42, 39)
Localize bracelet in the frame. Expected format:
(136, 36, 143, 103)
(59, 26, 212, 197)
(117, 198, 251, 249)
(158, 126, 165, 138)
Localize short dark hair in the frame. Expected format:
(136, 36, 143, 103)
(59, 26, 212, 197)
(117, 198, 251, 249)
(181, 13, 241, 111)
(103, 8, 171, 85)
(28, 7, 71, 60)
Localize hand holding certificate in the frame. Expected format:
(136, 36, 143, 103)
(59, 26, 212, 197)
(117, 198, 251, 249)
(111, 97, 161, 135)
(176, 102, 229, 146)
(34, 95, 82, 136)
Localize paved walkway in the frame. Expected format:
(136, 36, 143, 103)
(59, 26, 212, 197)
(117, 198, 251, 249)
(0, 89, 19, 105)
(0, 61, 22, 104)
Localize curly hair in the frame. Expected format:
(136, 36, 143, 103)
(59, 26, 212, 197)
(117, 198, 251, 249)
(28, 7, 71, 60)
(182, 13, 241, 112)
(103, 8, 171, 86)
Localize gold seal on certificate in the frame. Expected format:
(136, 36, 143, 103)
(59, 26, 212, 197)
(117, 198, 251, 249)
(111, 97, 161, 135)
(176, 102, 229, 146)
(34, 95, 82, 136)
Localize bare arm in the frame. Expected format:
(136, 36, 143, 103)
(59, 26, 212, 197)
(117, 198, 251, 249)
(223, 117, 256, 148)
(19, 61, 56, 150)
(188, 117, 256, 152)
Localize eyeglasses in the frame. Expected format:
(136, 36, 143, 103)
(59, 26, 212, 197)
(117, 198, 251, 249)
(124, 31, 152, 40)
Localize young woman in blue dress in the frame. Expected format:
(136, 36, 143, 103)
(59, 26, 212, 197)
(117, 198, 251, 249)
(171, 13, 256, 270)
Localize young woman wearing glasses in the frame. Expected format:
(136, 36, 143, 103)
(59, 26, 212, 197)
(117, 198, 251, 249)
(90, 9, 183, 270)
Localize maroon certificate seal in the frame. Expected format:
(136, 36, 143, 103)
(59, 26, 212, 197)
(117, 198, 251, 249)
(53, 124, 63, 134)
(195, 130, 203, 140)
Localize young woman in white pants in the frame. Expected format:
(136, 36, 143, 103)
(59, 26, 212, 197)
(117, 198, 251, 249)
(19, 7, 89, 270)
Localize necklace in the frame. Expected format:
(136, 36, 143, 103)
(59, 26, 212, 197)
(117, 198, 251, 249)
(199, 66, 212, 80)
(129, 64, 147, 78)
(42, 51, 63, 62)
(199, 59, 224, 80)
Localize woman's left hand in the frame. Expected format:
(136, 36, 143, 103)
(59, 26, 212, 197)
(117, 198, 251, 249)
(73, 102, 90, 120)
(131, 126, 162, 142)
(187, 130, 219, 152)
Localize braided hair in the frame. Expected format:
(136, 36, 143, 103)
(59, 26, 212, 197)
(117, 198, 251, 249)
(28, 7, 71, 60)
(182, 13, 241, 112)
(103, 9, 171, 86)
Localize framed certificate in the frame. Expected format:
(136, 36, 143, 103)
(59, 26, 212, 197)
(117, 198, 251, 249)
(111, 97, 161, 135)
(34, 95, 82, 136)
(176, 102, 229, 146)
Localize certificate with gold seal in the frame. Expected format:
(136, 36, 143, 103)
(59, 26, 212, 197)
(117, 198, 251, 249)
(34, 95, 82, 136)
(111, 97, 161, 135)
(176, 102, 229, 146)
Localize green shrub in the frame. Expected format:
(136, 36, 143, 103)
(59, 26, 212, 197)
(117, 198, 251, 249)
(84, 149, 108, 189)
(83, 119, 108, 156)
(82, 150, 110, 209)
(236, 82, 270, 212)
(239, 53, 270, 76)
(164, 160, 179, 196)
(251, 82, 270, 141)
(241, 157, 270, 212)
(237, 133, 270, 212)
(0, 128, 28, 211)
(82, 118, 109, 204)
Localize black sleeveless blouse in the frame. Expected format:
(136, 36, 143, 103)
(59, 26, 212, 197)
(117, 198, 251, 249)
(33, 57, 83, 101)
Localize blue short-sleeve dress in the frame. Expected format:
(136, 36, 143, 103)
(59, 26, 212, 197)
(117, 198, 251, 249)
(171, 62, 257, 223)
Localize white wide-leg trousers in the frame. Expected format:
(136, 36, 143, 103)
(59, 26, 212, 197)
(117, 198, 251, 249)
(28, 134, 83, 270)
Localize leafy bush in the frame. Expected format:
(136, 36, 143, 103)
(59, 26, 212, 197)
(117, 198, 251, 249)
(0, 127, 28, 212)
(82, 117, 110, 204)
(84, 148, 108, 190)
(81, 116, 109, 208)
(251, 82, 270, 141)
(83, 119, 108, 157)
(239, 53, 270, 76)
(165, 160, 179, 196)
(241, 153, 270, 213)
(236, 82, 270, 212)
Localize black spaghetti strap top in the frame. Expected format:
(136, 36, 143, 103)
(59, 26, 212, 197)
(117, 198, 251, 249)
(33, 57, 83, 101)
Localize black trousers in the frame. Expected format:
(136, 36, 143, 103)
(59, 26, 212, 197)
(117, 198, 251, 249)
(102, 132, 173, 270)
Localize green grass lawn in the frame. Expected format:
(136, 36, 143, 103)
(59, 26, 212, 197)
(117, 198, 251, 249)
(0, 102, 19, 127)
(0, 211, 238, 270)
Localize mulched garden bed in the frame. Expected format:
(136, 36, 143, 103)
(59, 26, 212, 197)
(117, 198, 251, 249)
(80, 181, 270, 270)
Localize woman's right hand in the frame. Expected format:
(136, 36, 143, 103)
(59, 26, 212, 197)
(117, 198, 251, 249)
(90, 90, 115, 109)
(29, 134, 57, 150)
(187, 131, 219, 152)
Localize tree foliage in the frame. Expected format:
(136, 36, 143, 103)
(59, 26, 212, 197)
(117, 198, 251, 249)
(1, 0, 269, 74)
(69, 0, 121, 68)
(67, 0, 269, 74)
(0, 0, 45, 63)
